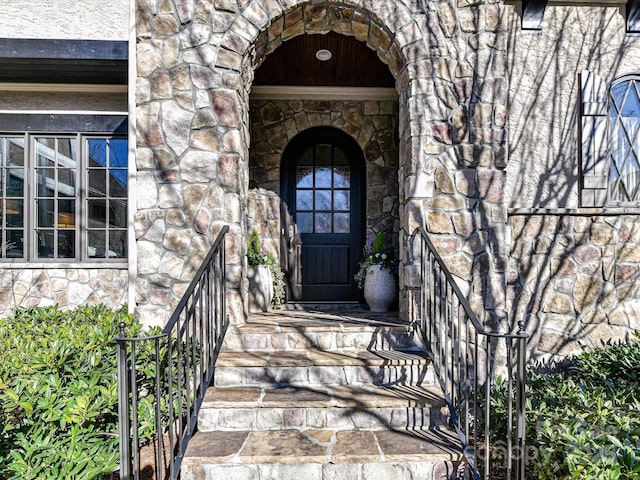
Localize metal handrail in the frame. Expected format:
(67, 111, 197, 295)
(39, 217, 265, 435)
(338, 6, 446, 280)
(117, 225, 229, 480)
(411, 226, 527, 480)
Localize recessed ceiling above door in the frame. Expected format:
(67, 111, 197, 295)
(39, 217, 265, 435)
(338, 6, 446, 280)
(253, 31, 395, 88)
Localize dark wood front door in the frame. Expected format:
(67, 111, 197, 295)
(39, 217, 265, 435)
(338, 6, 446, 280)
(281, 127, 364, 302)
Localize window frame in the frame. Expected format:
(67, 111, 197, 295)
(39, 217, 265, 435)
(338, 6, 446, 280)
(0, 130, 128, 264)
(607, 75, 640, 206)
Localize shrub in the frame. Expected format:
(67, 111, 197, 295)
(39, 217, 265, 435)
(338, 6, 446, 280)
(490, 334, 640, 480)
(0, 305, 152, 480)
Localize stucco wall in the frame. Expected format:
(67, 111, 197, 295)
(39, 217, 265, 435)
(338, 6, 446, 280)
(0, 0, 129, 40)
(506, 5, 640, 209)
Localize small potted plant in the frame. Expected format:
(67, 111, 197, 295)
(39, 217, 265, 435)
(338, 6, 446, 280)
(247, 229, 273, 313)
(355, 231, 397, 312)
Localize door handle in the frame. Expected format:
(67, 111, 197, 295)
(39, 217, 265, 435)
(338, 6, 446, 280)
(288, 225, 295, 253)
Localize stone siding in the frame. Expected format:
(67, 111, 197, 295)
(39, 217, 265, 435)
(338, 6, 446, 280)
(0, 267, 128, 318)
(248, 98, 400, 258)
(0, 0, 129, 40)
(509, 214, 640, 361)
(134, 0, 508, 329)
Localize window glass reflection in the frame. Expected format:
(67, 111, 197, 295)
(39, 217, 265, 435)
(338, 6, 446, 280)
(315, 213, 331, 233)
(296, 190, 313, 210)
(297, 167, 313, 188)
(315, 190, 331, 211)
(334, 190, 349, 211)
(315, 167, 332, 188)
(334, 213, 350, 233)
(297, 213, 313, 233)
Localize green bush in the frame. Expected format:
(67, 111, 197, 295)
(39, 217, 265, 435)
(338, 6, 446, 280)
(0, 305, 151, 480)
(490, 334, 640, 480)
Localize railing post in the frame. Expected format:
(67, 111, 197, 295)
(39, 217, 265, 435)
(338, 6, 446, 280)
(117, 322, 131, 480)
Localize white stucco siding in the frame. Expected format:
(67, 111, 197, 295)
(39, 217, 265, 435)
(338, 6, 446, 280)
(506, 5, 640, 209)
(0, 0, 129, 40)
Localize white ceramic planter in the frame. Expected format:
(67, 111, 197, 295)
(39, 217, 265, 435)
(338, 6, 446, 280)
(363, 265, 396, 312)
(248, 265, 273, 313)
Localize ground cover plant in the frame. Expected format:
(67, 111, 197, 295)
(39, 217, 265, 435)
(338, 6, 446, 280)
(491, 334, 640, 479)
(0, 305, 155, 480)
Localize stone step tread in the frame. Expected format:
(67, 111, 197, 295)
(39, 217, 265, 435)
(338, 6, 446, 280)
(183, 429, 462, 466)
(216, 349, 430, 368)
(202, 384, 447, 409)
(232, 318, 414, 334)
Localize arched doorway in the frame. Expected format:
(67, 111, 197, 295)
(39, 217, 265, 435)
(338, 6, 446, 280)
(280, 127, 365, 302)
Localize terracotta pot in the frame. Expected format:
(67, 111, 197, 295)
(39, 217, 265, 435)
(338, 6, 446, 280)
(248, 265, 273, 313)
(363, 265, 396, 312)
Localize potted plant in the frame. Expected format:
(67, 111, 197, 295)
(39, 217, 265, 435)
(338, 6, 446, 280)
(354, 231, 398, 312)
(247, 229, 273, 313)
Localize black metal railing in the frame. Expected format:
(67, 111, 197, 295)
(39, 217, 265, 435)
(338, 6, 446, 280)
(411, 226, 527, 480)
(116, 225, 229, 480)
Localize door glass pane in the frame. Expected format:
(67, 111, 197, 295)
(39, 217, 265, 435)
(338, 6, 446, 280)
(334, 147, 348, 165)
(88, 139, 107, 167)
(334, 167, 350, 188)
(8, 138, 25, 167)
(296, 190, 313, 210)
(316, 144, 332, 165)
(315, 213, 331, 233)
(297, 213, 313, 233)
(315, 167, 332, 188)
(7, 169, 25, 197)
(334, 213, 350, 233)
(57, 200, 75, 228)
(315, 190, 331, 211)
(296, 167, 313, 188)
(299, 148, 313, 166)
(334, 190, 350, 211)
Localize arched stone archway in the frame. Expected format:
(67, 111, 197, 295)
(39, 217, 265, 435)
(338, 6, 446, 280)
(134, 0, 509, 328)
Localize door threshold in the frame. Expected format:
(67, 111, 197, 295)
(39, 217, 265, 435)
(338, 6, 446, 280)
(283, 302, 364, 311)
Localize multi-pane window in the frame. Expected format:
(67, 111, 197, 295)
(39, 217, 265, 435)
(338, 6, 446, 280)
(0, 134, 127, 261)
(609, 77, 640, 204)
(295, 143, 351, 234)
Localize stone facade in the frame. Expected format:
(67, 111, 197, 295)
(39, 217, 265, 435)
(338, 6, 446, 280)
(1, 0, 638, 361)
(248, 99, 399, 257)
(134, 0, 508, 330)
(509, 214, 640, 361)
(0, 268, 129, 318)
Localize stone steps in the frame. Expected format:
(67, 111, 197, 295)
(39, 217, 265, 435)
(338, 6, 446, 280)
(198, 384, 450, 432)
(213, 348, 435, 387)
(182, 308, 464, 480)
(181, 429, 463, 480)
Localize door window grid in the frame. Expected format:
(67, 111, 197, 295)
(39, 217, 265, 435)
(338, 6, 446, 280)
(0, 133, 127, 261)
(295, 144, 351, 234)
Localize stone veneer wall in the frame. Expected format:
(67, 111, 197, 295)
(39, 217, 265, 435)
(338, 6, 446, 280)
(134, 0, 509, 328)
(509, 214, 640, 361)
(247, 99, 400, 258)
(0, 269, 129, 318)
(505, 5, 640, 359)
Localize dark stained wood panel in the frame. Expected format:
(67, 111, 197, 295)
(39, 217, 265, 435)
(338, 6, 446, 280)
(254, 32, 395, 88)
